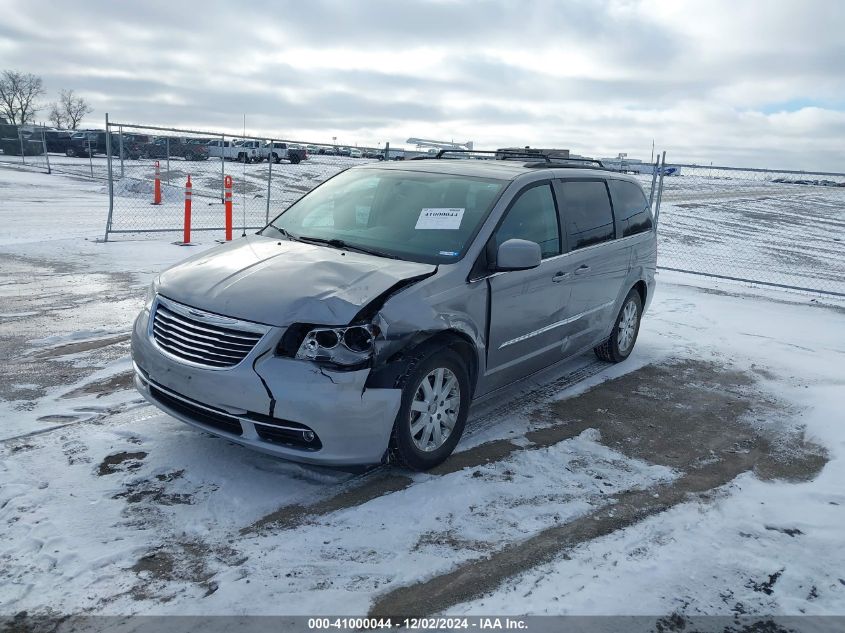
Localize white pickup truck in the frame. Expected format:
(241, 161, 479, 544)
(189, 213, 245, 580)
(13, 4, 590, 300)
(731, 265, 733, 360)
(206, 140, 307, 164)
(261, 142, 307, 164)
(206, 139, 261, 163)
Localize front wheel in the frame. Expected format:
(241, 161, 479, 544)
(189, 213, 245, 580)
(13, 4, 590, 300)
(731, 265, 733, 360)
(390, 349, 470, 471)
(594, 289, 643, 363)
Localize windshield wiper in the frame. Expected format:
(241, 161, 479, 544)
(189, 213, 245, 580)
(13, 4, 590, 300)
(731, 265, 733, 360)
(296, 235, 400, 260)
(269, 225, 301, 242)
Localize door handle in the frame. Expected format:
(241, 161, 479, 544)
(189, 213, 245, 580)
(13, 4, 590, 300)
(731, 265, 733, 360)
(574, 265, 591, 275)
(552, 271, 569, 283)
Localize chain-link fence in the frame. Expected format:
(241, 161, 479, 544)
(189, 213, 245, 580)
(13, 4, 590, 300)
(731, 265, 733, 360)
(645, 164, 845, 297)
(101, 120, 387, 240)
(3, 116, 843, 297)
(0, 123, 53, 174)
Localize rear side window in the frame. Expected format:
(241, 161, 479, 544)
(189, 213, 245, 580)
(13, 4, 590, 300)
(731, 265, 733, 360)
(494, 184, 560, 258)
(609, 180, 653, 236)
(558, 181, 615, 249)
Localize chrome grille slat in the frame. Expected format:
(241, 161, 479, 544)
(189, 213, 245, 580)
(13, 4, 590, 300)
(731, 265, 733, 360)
(154, 312, 258, 348)
(152, 323, 251, 356)
(156, 306, 263, 341)
(152, 329, 245, 361)
(151, 298, 266, 368)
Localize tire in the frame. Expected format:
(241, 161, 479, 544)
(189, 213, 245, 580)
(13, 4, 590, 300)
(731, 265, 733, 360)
(289, 154, 301, 164)
(239, 153, 249, 163)
(594, 288, 643, 363)
(66, 148, 77, 157)
(389, 348, 470, 471)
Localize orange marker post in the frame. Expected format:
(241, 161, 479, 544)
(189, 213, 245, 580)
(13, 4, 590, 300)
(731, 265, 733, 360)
(153, 161, 162, 205)
(183, 175, 192, 244)
(224, 175, 233, 241)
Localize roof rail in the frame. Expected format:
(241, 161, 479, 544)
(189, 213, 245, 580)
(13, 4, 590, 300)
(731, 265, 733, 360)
(434, 149, 606, 168)
(524, 158, 607, 169)
(434, 149, 552, 161)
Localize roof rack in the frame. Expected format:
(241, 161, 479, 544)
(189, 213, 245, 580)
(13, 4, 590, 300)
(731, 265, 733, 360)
(433, 149, 606, 169)
(434, 149, 547, 160)
(524, 158, 607, 169)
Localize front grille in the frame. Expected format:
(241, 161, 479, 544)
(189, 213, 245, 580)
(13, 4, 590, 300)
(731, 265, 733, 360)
(152, 299, 265, 368)
(149, 385, 243, 436)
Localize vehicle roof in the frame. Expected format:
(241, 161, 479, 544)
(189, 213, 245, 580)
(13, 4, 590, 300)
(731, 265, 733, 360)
(357, 158, 642, 185)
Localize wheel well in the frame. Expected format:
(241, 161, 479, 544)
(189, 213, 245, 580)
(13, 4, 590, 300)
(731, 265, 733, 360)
(421, 330, 478, 395)
(367, 329, 479, 396)
(632, 280, 647, 305)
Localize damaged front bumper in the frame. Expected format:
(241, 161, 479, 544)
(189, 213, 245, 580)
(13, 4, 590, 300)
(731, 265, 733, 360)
(131, 305, 402, 466)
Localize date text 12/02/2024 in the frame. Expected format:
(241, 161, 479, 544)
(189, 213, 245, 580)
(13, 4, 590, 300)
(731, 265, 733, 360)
(307, 617, 528, 630)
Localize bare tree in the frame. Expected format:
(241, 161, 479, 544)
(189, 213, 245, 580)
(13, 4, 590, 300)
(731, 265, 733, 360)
(53, 89, 93, 130)
(48, 102, 65, 129)
(0, 70, 45, 125)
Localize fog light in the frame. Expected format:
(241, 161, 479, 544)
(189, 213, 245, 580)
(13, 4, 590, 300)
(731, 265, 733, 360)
(303, 431, 316, 442)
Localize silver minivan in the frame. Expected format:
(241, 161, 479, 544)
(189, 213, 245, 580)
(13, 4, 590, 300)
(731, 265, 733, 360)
(131, 154, 656, 470)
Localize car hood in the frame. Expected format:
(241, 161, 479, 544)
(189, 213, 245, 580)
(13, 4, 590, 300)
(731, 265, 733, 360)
(157, 234, 436, 327)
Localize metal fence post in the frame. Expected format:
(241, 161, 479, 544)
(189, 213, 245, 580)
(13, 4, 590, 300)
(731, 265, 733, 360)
(165, 136, 170, 184)
(40, 125, 50, 174)
(266, 140, 273, 225)
(87, 137, 94, 177)
(648, 157, 659, 209)
(385, 141, 390, 161)
(18, 129, 25, 164)
(104, 113, 114, 242)
(220, 134, 226, 202)
(118, 126, 125, 178)
(654, 151, 667, 227)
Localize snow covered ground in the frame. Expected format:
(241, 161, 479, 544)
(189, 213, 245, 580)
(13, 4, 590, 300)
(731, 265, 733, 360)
(0, 167, 844, 623)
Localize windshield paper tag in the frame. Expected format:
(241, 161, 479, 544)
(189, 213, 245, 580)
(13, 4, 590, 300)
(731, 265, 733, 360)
(415, 208, 464, 230)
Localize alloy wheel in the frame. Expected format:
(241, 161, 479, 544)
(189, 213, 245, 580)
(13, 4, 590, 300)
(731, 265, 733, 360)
(617, 299, 639, 353)
(409, 367, 461, 452)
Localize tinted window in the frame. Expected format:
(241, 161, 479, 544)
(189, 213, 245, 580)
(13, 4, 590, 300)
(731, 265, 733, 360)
(608, 180, 653, 236)
(495, 184, 560, 259)
(559, 181, 614, 249)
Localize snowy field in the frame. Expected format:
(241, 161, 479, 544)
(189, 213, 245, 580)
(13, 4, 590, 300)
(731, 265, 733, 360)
(1, 167, 844, 625)
(653, 173, 845, 295)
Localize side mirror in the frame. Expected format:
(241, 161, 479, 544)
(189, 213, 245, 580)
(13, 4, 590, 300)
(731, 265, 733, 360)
(495, 238, 542, 271)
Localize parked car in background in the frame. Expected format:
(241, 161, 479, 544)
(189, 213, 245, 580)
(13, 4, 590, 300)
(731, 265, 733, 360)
(260, 142, 308, 164)
(41, 129, 73, 153)
(0, 124, 44, 156)
(97, 132, 149, 159)
(323, 146, 338, 156)
(66, 131, 100, 157)
(349, 148, 363, 158)
(338, 146, 352, 157)
(207, 139, 259, 163)
(362, 150, 384, 160)
(233, 140, 262, 162)
(140, 136, 209, 161)
(131, 153, 656, 470)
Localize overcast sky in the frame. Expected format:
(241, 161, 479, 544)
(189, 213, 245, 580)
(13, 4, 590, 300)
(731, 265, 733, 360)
(1, 0, 843, 169)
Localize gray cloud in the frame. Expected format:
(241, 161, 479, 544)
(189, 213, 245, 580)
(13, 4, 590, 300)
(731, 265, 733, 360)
(0, 0, 842, 170)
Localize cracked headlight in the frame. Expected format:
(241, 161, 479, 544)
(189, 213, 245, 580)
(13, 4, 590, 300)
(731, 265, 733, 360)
(295, 324, 378, 366)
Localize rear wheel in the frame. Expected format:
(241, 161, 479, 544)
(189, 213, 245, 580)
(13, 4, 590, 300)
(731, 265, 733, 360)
(594, 289, 643, 363)
(66, 147, 77, 157)
(289, 154, 301, 164)
(390, 349, 469, 471)
(239, 153, 249, 163)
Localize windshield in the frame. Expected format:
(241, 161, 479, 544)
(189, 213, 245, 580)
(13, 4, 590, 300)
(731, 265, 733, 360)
(262, 168, 507, 264)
